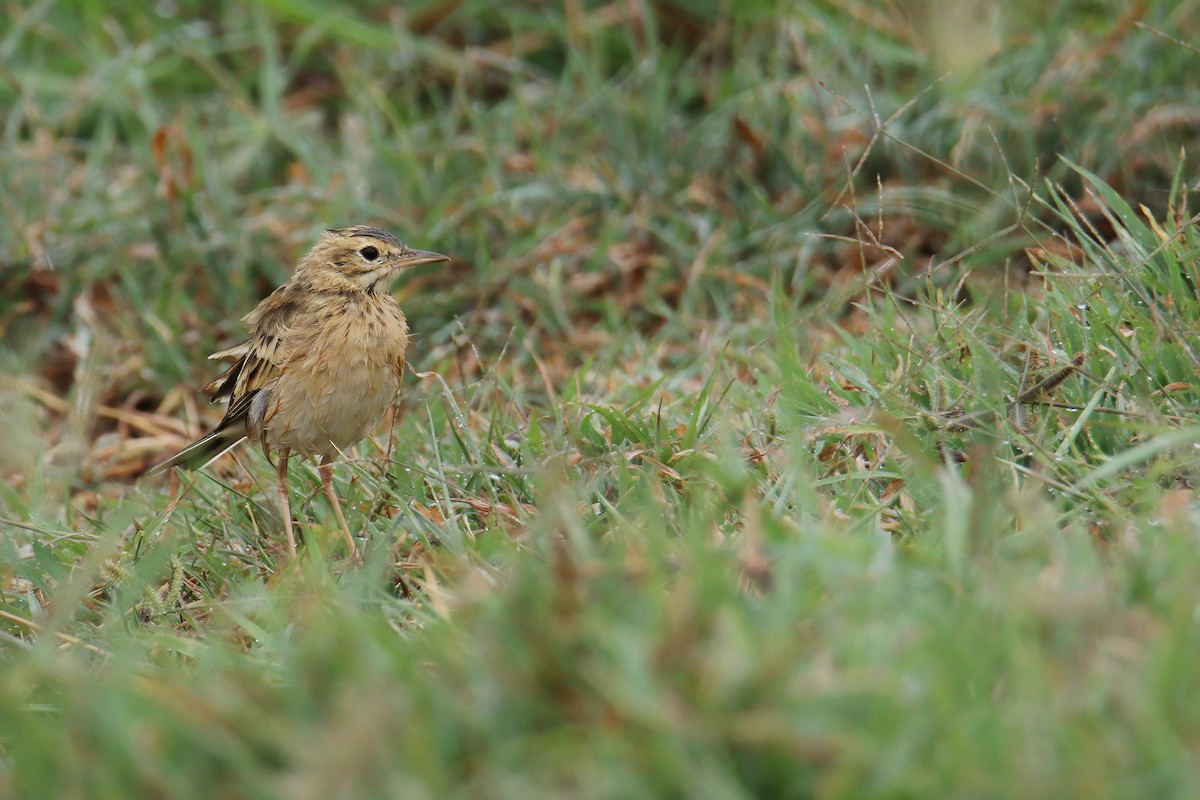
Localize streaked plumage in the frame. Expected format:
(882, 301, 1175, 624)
(157, 225, 449, 557)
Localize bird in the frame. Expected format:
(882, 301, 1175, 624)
(156, 225, 449, 558)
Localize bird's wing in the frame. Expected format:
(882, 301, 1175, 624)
(155, 287, 303, 473)
(199, 288, 303, 457)
(203, 287, 301, 405)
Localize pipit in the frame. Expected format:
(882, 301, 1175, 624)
(157, 226, 449, 558)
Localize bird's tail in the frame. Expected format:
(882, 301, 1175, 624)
(152, 428, 247, 475)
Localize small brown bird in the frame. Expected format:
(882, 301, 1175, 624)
(157, 226, 449, 558)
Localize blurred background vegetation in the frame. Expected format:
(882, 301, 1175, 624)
(2, 0, 1200, 796)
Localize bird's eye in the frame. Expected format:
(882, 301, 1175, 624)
(359, 245, 380, 261)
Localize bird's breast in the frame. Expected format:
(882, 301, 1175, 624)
(261, 297, 410, 457)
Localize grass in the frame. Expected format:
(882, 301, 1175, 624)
(3, 0, 1200, 796)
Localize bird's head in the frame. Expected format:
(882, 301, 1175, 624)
(300, 225, 449, 294)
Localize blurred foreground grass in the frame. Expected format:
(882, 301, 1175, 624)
(3, 1, 1200, 796)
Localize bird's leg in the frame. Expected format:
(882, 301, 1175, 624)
(276, 448, 297, 557)
(320, 454, 357, 558)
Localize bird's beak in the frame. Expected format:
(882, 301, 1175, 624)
(398, 249, 451, 268)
